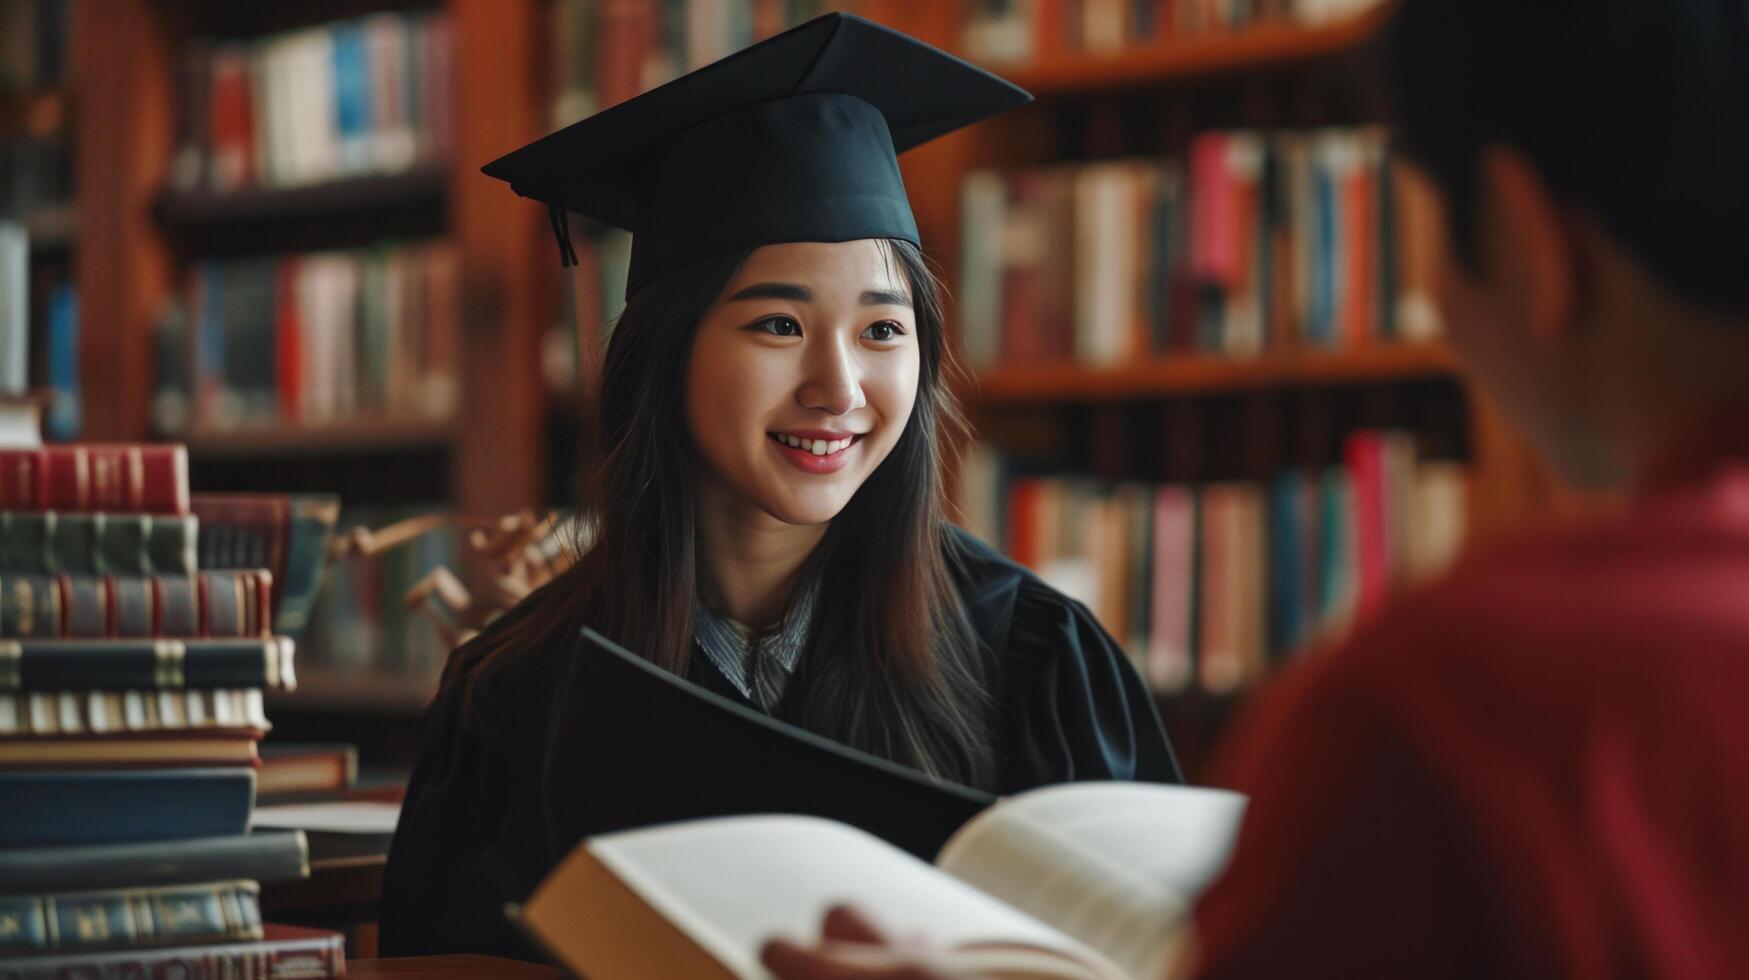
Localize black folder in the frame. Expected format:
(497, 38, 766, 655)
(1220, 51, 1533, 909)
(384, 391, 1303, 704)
(547, 628, 995, 860)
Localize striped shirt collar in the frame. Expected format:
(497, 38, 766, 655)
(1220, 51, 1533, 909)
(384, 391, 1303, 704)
(692, 574, 820, 712)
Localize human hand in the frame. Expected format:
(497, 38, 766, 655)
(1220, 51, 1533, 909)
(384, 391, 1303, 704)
(761, 904, 967, 980)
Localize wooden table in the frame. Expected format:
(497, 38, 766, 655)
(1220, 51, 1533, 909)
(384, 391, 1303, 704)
(346, 955, 562, 978)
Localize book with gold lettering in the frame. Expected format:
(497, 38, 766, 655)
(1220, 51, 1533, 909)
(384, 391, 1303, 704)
(0, 880, 261, 955)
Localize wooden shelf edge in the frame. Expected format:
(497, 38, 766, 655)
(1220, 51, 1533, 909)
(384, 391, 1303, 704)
(996, 5, 1392, 97)
(154, 164, 449, 231)
(971, 342, 1460, 402)
(0, 86, 70, 137)
(183, 416, 457, 458)
(270, 664, 439, 715)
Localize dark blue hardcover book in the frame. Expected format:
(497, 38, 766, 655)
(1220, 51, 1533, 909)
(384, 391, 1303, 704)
(0, 768, 255, 847)
(0, 830, 309, 892)
(0, 637, 295, 691)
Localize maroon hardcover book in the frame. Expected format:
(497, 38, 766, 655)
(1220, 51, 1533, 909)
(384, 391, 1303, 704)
(0, 446, 190, 514)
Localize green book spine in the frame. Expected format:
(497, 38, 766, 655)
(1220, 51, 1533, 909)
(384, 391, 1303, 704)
(97, 513, 146, 576)
(0, 880, 262, 954)
(0, 513, 191, 577)
(45, 514, 94, 576)
(145, 515, 199, 577)
(0, 512, 49, 573)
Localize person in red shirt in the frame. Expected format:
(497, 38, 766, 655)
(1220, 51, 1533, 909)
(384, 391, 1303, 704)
(763, 0, 1749, 976)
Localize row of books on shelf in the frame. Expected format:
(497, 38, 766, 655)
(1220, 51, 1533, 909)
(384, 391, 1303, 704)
(152, 239, 461, 434)
(1, 222, 77, 441)
(548, 0, 856, 123)
(0, 441, 346, 977)
(962, 0, 1380, 63)
(958, 127, 1441, 369)
(0, 0, 66, 94)
(0, 133, 67, 223)
(170, 8, 453, 195)
(959, 429, 1467, 695)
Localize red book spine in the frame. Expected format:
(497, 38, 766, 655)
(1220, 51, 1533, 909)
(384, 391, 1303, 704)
(276, 259, 303, 421)
(1008, 479, 1042, 571)
(1343, 160, 1376, 347)
(195, 570, 212, 638)
(1345, 431, 1389, 622)
(43, 447, 89, 510)
(251, 570, 274, 637)
(9, 924, 345, 979)
(0, 446, 190, 513)
(0, 450, 45, 509)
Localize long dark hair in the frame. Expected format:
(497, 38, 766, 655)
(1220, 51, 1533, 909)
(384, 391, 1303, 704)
(440, 238, 997, 788)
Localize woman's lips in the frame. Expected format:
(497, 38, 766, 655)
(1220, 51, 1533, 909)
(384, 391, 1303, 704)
(768, 432, 861, 474)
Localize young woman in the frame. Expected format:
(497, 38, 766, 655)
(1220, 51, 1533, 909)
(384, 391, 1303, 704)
(380, 14, 1179, 959)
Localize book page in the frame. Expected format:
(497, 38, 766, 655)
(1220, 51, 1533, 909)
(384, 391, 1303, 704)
(936, 783, 1246, 979)
(580, 814, 1125, 979)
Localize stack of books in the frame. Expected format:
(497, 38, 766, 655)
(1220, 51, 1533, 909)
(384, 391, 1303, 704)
(959, 429, 1468, 694)
(0, 443, 346, 978)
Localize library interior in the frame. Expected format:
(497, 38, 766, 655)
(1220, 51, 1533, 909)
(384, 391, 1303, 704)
(7, 0, 1741, 978)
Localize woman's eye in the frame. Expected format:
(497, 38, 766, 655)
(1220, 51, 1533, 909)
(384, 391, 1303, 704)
(862, 321, 904, 342)
(752, 316, 802, 337)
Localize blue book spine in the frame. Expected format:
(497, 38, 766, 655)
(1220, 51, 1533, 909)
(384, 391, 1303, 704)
(0, 881, 261, 955)
(6, 637, 294, 692)
(45, 283, 79, 440)
(0, 769, 255, 847)
(332, 22, 372, 173)
(1313, 164, 1337, 347)
(195, 263, 224, 421)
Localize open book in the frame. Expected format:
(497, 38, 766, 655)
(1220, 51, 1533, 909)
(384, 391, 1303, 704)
(519, 780, 1245, 980)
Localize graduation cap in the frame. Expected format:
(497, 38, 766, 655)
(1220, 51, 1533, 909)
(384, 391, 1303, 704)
(481, 13, 1031, 298)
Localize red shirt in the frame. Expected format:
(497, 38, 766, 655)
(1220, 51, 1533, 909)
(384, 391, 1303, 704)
(1193, 411, 1749, 978)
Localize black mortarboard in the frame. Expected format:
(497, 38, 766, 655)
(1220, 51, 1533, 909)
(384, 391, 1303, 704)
(481, 13, 1030, 298)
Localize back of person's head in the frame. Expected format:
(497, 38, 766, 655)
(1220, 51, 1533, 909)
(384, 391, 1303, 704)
(1385, 0, 1749, 316)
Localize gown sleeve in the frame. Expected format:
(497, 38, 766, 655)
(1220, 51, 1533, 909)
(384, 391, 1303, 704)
(378, 658, 551, 960)
(994, 576, 1184, 793)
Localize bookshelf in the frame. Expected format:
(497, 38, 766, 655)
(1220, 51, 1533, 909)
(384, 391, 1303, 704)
(893, 1, 1588, 780)
(998, 3, 1394, 96)
(974, 342, 1461, 402)
(183, 417, 458, 458)
(46, 0, 1582, 756)
(71, 0, 549, 519)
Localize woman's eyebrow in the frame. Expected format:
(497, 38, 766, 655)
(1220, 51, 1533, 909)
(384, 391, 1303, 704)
(860, 288, 912, 308)
(726, 282, 812, 302)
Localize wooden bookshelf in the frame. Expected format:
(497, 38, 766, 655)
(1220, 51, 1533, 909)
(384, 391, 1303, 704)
(22, 203, 76, 252)
(270, 665, 439, 716)
(0, 85, 68, 135)
(184, 416, 458, 458)
(974, 343, 1461, 403)
(997, 5, 1393, 97)
(72, 0, 549, 519)
(154, 164, 448, 232)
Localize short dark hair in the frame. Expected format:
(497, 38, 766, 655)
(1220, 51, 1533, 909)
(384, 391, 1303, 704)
(1383, 0, 1749, 314)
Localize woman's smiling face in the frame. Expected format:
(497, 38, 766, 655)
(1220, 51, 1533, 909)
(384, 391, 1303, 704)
(685, 239, 921, 527)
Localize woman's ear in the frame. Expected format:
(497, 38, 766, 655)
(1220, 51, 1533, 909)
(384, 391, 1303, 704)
(1476, 146, 1581, 344)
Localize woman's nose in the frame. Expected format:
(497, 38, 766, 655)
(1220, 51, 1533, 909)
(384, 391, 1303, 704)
(796, 335, 866, 416)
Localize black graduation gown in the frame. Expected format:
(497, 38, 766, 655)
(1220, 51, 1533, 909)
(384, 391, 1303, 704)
(378, 528, 1181, 959)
